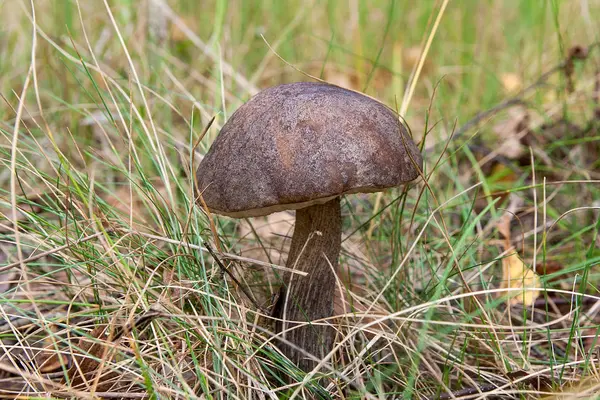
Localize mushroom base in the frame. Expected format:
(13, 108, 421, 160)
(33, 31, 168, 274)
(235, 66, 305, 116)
(271, 197, 341, 373)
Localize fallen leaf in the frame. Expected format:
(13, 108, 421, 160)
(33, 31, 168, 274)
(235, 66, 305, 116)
(501, 251, 541, 306)
(491, 106, 530, 160)
(495, 194, 540, 306)
(490, 163, 517, 183)
(500, 72, 523, 93)
(488, 163, 518, 205)
(535, 260, 564, 277)
(34, 325, 70, 373)
(65, 311, 162, 392)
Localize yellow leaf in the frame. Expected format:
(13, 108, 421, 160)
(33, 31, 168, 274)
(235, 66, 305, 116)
(501, 252, 541, 306)
(500, 72, 523, 93)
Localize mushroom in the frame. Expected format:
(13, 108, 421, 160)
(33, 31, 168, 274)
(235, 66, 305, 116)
(196, 82, 422, 371)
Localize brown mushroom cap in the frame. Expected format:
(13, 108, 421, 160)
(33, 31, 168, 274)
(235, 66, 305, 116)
(196, 82, 423, 218)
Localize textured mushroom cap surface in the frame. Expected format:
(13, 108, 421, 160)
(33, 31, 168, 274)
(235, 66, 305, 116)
(196, 82, 423, 217)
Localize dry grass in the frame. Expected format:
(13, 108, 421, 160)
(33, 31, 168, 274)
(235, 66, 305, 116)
(1, 0, 600, 398)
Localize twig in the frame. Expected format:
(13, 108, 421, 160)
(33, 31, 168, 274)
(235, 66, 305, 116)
(0, 231, 107, 274)
(112, 309, 165, 340)
(425, 98, 525, 154)
(426, 41, 600, 154)
(0, 227, 304, 276)
(128, 230, 305, 276)
(203, 241, 268, 314)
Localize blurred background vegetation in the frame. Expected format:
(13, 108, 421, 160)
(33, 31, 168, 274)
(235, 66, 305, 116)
(3, 1, 598, 140)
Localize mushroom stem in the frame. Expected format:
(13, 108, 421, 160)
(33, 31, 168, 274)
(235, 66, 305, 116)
(272, 197, 341, 372)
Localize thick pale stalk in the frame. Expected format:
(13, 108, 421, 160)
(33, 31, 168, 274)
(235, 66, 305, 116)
(271, 198, 341, 372)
